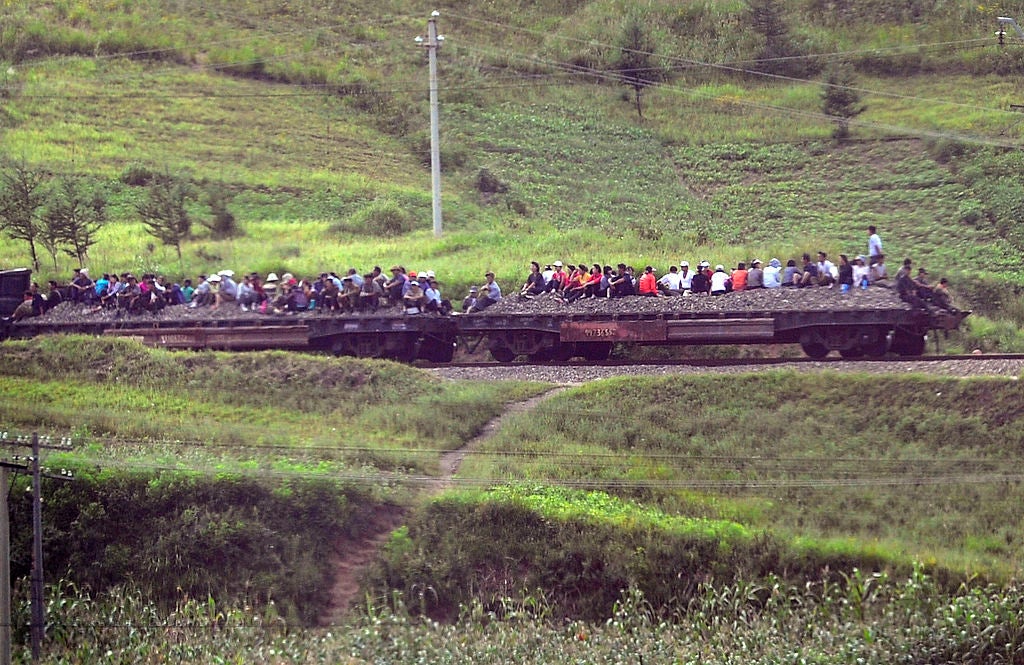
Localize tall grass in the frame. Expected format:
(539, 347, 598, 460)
(17, 572, 1024, 664)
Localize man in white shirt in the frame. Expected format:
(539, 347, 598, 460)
(868, 225, 883, 264)
(816, 252, 837, 287)
(658, 265, 684, 295)
(678, 261, 693, 292)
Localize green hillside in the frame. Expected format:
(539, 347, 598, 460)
(0, 0, 1022, 295)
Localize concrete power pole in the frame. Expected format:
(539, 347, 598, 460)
(416, 11, 445, 238)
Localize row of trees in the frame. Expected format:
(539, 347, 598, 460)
(0, 160, 238, 271)
(0, 160, 106, 271)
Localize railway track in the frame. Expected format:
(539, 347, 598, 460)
(424, 353, 1024, 370)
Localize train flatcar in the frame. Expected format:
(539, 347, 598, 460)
(1, 269, 968, 361)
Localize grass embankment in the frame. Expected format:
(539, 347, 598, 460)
(0, 336, 544, 625)
(359, 372, 1024, 619)
(0, 335, 543, 474)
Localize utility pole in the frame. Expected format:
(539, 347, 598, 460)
(0, 462, 23, 665)
(416, 11, 445, 238)
(29, 434, 43, 662)
(0, 432, 72, 663)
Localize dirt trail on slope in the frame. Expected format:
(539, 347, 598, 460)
(318, 386, 568, 624)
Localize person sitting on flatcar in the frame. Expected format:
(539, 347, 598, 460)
(730, 262, 748, 291)
(690, 267, 710, 295)
(658, 265, 683, 295)
(461, 286, 478, 313)
(69, 268, 95, 304)
(609, 263, 635, 298)
(360, 274, 383, 311)
(9, 291, 35, 321)
(710, 265, 730, 295)
(763, 259, 782, 289)
(403, 278, 427, 314)
(852, 256, 871, 289)
(424, 277, 451, 315)
(46, 280, 64, 310)
(638, 266, 660, 296)
(520, 261, 546, 298)
(117, 275, 143, 312)
(796, 254, 819, 287)
(747, 260, 764, 289)
(782, 259, 799, 287)
(320, 276, 340, 311)
(340, 276, 361, 312)
(546, 261, 569, 293)
(384, 266, 407, 307)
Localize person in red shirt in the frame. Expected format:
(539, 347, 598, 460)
(731, 262, 748, 291)
(638, 266, 659, 296)
(547, 260, 569, 293)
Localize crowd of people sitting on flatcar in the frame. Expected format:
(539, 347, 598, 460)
(511, 253, 951, 311)
(4, 226, 954, 321)
(7, 264, 460, 320)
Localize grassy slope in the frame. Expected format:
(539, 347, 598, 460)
(0, 1, 1022, 295)
(0, 336, 545, 475)
(458, 373, 1024, 576)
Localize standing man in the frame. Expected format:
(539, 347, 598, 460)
(868, 225, 883, 266)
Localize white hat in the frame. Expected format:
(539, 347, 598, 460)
(715, 264, 725, 271)
(208, 273, 222, 282)
(554, 260, 563, 267)
(680, 261, 689, 267)
(426, 270, 436, 278)
(218, 269, 234, 277)
(80, 268, 89, 276)
(266, 272, 279, 282)
(751, 258, 762, 266)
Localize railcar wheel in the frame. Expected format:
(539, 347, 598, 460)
(552, 343, 576, 361)
(800, 341, 829, 359)
(418, 334, 456, 363)
(578, 342, 613, 362)
(893, 329, 926, 356)
(528, 347, 554, 362)
(862, 334, 889, 358)
(490, 346, 516, 363)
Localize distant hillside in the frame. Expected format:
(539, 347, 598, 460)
(0, 0, 1022, 292)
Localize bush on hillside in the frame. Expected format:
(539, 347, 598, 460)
(119, 162, 155, 187)
(332, 198, 417, 237)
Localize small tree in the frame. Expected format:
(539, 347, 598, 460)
(200, 183, 241, 237)
(44, 176, 108, 265)
(135, 174, 193, 261)
(747, 0, 815, 78)
(821, 61, 866, 140)
(0, 158, 46, 270)
(613, 15, 667, 119)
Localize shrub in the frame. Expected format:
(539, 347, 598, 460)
(475, 168, 509, 194)
(119, 162, 155, 187)
(338, 198, 417, 237)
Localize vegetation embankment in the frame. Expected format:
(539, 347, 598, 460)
(358, 371, 1024, 619)
(0, 336, 1023, 659)
(22, 572, 1024, 664)
(0, 336, 544, 626)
